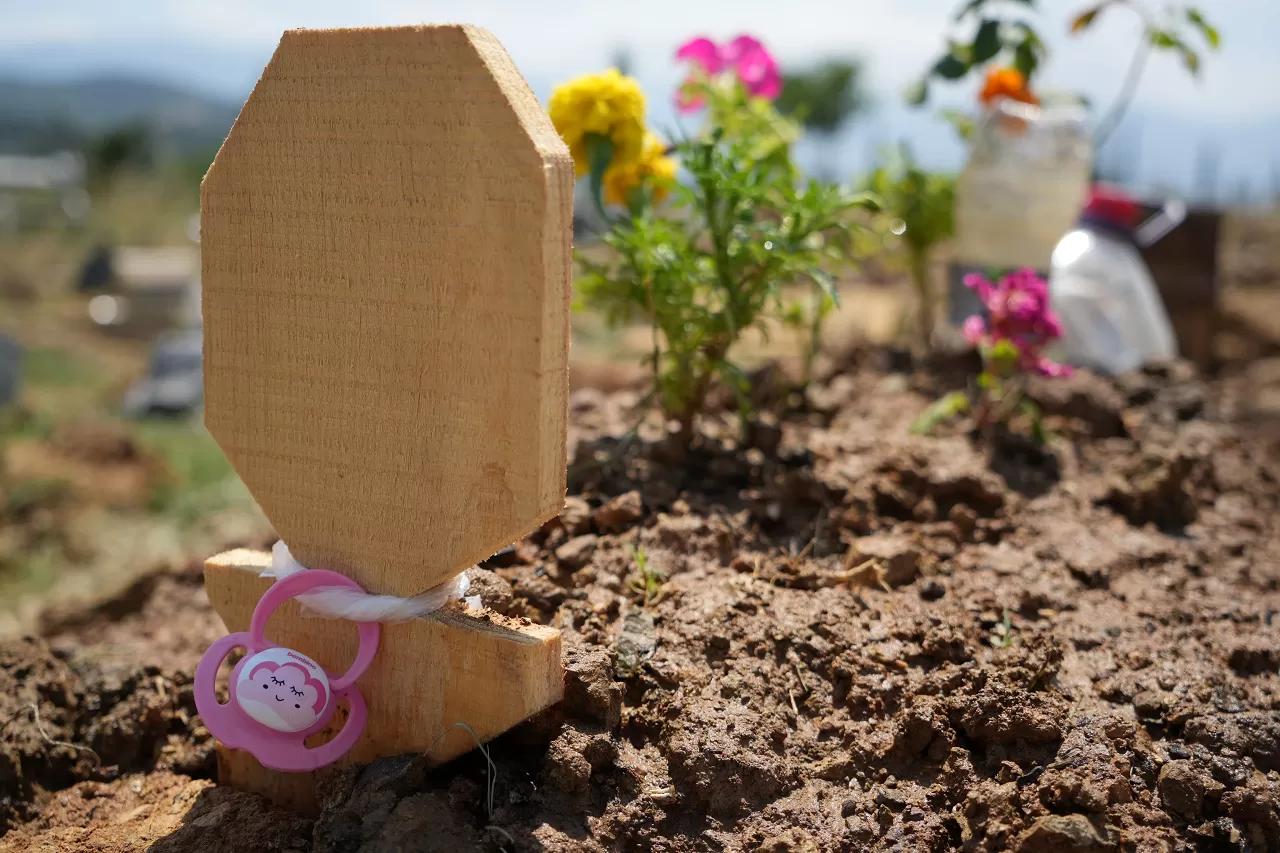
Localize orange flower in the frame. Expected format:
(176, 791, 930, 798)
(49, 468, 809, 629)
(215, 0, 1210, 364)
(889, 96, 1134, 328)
(979, 67, 1039, 109)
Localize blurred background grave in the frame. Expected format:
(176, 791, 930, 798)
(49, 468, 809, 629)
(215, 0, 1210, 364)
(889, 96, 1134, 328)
(0, 334, 21, 409)
(78, 244, 200, 338)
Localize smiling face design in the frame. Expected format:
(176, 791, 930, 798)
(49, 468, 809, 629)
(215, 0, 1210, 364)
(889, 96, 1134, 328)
(234, 649, 329, 733)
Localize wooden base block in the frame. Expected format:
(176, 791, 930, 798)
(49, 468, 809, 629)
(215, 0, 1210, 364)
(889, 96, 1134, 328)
(203, 549, 563, 812)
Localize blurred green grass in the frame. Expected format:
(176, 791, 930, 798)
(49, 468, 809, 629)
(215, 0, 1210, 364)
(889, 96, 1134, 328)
(23, 345, 100, 387)
(0, 238, 267, 627)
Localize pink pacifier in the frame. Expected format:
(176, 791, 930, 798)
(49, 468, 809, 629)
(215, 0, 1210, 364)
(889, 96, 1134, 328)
(194, 569, 380, 772)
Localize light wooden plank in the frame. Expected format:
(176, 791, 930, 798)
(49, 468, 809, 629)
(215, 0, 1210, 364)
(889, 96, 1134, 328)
(197, 25, 571, 809)
(201, 24, 572, 596)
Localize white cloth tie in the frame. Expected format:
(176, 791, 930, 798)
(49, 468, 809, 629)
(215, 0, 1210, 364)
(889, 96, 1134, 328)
(246, 540, 477, 623)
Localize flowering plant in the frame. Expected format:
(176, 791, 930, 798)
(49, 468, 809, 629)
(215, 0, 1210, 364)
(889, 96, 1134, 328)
(907, 0, 1047, 107)
(554, 36, 877, 448)
(676, 36, 782, 111)
(936, 63, 1042, 142)
(1069, 2, 1220, 145)
(912, 0, 1219, 147)
(912, 269, 1070, 439)
(548, 68, 674, 217)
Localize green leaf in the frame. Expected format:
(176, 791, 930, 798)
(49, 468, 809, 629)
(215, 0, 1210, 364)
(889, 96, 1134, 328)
(955, 0, 1033, 22)
(585, 133, 613, 217)
(954, 0, 986, 22)
(1150, 30, 1180, 49)
(905, 77, 929, 106)
(848, 190, 883, 212)
(911, 391, 971, 435)
(1004, 24, 1044, 79)
(716, 360, 754, 420)
(626, 182, 652, 219)
(1013, 41, 1038, 78)
(1186, 9, 1221, 49)
(812, 269, 840, 310)
(972, 19, 1003, 63)
(781, 302, 805, 326)
(938, 108, 976, 141)
(1181, 47, 1201, 76)
(1021, 400, 1050, 444)
(987, 339, 1020, 376)
(1070, 4, 1105, 34)
(933, 52, 971, 80)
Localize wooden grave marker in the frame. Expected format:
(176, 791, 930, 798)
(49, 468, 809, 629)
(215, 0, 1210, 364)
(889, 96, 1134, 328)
(200, 25, 572, 810)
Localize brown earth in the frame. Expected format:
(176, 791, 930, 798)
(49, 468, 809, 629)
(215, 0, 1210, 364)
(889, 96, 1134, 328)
(2, 352, 1280, 852)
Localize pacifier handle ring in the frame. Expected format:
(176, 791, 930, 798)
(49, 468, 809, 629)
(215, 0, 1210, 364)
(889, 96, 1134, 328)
(192, 631, 252, 726)
(249, 568, 380, 690)
(299, 687, 368, 770)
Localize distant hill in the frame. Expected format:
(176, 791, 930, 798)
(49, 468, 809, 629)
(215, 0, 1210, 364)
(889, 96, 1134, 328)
(0, 68, 1275, 203)
(0, 76, 240, 156)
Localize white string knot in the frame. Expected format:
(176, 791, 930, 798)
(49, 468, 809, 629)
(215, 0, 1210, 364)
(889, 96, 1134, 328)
(257, 540, 478, 623)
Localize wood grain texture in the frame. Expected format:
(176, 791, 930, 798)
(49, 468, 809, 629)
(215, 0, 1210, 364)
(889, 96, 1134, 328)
(205, 550, 562, 812)
(197, 25, 571, 808)
(201, 25, 573, 595)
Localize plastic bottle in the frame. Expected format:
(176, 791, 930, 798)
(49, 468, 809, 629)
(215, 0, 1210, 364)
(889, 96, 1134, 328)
(948, 98, 1093, 328)
(1048, 184, 1177, 374)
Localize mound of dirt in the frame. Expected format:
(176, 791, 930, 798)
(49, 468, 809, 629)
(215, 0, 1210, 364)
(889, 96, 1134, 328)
(3, 356, 1280, 852)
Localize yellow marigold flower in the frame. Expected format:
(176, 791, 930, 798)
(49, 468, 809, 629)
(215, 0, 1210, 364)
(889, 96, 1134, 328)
(548, 69, 647, 176)
(603, 132, 678, 206)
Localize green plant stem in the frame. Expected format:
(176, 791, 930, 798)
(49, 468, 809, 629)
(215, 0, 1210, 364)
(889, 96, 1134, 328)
(672, 147, 741, 450)
(1094, 13, 1154, 147)
(701, 173, 739, 318)
(674, 342, 728, 450)
(803, 302, 823, 388)
(978, 374, 1028, 433)
(907, 248, 934, 348)
(644, 280, 662, 406)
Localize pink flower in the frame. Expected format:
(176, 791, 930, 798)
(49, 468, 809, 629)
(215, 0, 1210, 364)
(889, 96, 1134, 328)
(734, 48, 782, 100)
(962, 269, 1070, 381)
(675, 34, 781, 111)
(720, 35, 765, 66)
(1005, 268, 1048, 299)
(1035, 358, 1074, 378)
(962, 272, 994, 303)
(676, 37, 724, 75)
(962, 315, 987, 346)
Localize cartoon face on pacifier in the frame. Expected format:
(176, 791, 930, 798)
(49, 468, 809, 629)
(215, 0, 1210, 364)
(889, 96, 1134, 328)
(234, 647, 330, 733)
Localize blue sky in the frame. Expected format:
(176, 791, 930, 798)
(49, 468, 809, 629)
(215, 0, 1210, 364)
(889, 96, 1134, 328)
(2, 1, 1278, 196)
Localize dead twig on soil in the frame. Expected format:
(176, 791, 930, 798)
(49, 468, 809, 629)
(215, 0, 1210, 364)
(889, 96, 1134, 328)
(792, 661, 811, 696)
(844, 558, 892, 592)
(427, 721, 496, 819)
(794, 510, 828, 560)
(989, 608, 1016, 649)
(26, 703, 101, 767)
(485, 825, 517, 853)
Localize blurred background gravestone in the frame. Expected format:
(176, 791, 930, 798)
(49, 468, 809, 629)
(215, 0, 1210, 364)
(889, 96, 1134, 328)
(1138, 204, 1223, 370)
(120, 328, 203, 417)
(0, 334, 21, 408)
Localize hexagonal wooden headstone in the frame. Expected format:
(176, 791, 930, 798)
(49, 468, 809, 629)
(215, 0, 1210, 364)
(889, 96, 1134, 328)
(199, 25, 572, 810)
